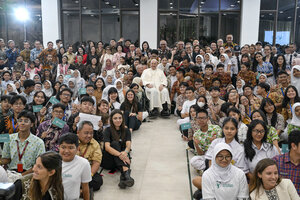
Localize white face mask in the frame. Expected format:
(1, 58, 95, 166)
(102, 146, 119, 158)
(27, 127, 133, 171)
(197, 102, 205, 108)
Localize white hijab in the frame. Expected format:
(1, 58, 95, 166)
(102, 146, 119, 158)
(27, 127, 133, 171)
(290, 102, 300, 126)
(73, 69, 85, 89)
(237, 79, 245, 95)
(114, 79, 124, 103)
(101, 85, 115, 101)
(291, 65, 300, 93)
(211, 143, 234, 183)
(7, 83, 17, 93)
(42, 80, 53, 97)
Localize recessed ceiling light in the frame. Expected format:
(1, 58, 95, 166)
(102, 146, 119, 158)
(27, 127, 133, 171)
(279, 11, 283, 13)
(90, 14, 94, 17)
(112, 5, 116, 8)
(230, 4, 235, 7)
(170, 2, 173, 5)
(105, 1, 109, 5)
(269, 13, 272, 15)
(170, 6, 173, 9)
(75, 0, 79, 3)
(288, 16, 292, 18)
(82, 6, 87, 9)
(201, 1, 205, 4)
(237, 1, 240, 3)
(135, 3, 139, 6)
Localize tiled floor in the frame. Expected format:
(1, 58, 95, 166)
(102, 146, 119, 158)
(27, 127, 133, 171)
(94, 116, 196, 200)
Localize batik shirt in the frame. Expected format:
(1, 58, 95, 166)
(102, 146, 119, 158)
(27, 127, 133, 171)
(193, 124, 222, 152)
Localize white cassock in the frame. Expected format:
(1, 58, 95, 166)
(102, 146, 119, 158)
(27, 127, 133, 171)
(141, 68, 171, 111)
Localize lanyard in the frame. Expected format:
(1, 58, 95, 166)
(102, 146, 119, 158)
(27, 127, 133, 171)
(266, 92, 269, 98)
(289, 103, 293, 114)
(79, 144, 90, 158)
(247, 106, 252, 118)
(280, 88, 285, 96)
(12, 118, 18, 133)
(16, 140, 29, 161)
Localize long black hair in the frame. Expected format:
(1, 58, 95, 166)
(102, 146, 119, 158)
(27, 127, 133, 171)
(251, 109, 268, 125)
(123, 89, 139, 113)
(32, 91, 48, 106)
(260, 98, 277, 127)
(273, 54, 286, 78)
(282, 85, 300, 108)
(244, 120, 268, 161)
(109, 109, 126, 143)
(196, 95, 208, 110)
(221, 117, 239, 142)
(108, 87, 120, 103)
(94, 77, 106, 91)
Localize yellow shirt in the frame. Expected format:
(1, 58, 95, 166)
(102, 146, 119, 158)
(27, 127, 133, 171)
(77, 138, 102, 165)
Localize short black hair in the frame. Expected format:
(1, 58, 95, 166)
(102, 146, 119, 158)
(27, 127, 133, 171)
(205, 64, 214, 70)
(258, 82, 270, 93)
(53, 103, 66, 111)
(277, 70, 289, 77)
(186, 86, 195, 92)
(59, 133, 79, 147)
(169, 65, 176, 70)
(227, 107, 241, 121)
(209, 86, 220, 92)
(195, 78, 203, 83)
(220, 102, 233, 114)
(197, 108, 208, 117)
(85, 84, 95, 89)
(177, 68, 185, 76)
(216, 63, 225, 69)
(183, 56, 190, 62)
(80, 96, 95, 105)
(57, 88, 73, 101)
(212, 77, 222, 84)
(18, 110, 36, 124)
(179, 82, 189, 88)
(288, 130, 300, 149)
(243, 84, 253, 91)
(10, 95, 26, 105)
(2, 71, 11, 77)
(23, 79, 35, 89)
(1, 95, 11, 102)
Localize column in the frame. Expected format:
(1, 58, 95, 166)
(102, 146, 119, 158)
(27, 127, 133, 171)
(240, 0, 261, 46)
(140, 0, 158, 49)
(41, 0, 61, 47)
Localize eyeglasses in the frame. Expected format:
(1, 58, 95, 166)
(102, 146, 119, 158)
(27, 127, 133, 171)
(62, 93, 71, 97)
(253, 129, 265, 135)
(17, 119, 31, 123)
(53, 110, 64, 114)
(196, 117, 208, 120)
(216, 155, 232, 161)
(87, 89, 94, 92)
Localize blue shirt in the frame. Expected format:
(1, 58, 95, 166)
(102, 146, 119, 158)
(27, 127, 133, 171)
(30, 48, 42, 61)
(6, 48, 19, 69)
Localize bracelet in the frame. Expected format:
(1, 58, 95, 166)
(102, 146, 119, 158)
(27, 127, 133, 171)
(125, 149, 129, 154)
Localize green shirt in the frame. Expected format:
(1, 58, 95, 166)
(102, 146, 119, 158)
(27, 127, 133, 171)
(2, 133, 45, 171)
(193, 124, 222, 152)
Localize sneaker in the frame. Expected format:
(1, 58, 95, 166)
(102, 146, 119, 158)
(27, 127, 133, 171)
(193, 189, 202, 200)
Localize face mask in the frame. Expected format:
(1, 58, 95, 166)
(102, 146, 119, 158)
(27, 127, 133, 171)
(197, 102, 205, 108)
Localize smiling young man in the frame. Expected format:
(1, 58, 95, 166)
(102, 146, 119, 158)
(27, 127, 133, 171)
(59, 133, 91, 200)
(77, 121, 103, 192)
(0, 111, 45, 176)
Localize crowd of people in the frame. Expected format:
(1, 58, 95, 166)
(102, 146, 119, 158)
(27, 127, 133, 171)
(0, 33, 299, 199)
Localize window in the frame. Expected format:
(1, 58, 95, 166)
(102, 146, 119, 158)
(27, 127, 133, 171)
(259, 12, 275, 44)
(62, 11, 80, 45)
(159, 12, 178, 47)
(102, 14, 120, 43)
(260, 0, 277, 10)
(220, 12, 240, 43)
(82, 14, 100, 43)
(121, 11, 139, 44)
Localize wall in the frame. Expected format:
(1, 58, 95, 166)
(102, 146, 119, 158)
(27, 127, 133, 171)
(140, 0, 158, 49)
(240, 0, 261, 46)
(41, 0, 60, 47)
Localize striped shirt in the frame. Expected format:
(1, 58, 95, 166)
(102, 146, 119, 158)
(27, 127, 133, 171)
(273, 153, 300, 195)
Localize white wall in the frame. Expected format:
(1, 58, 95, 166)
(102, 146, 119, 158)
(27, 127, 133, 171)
(41, 0, 60, 47)
(140, 0, 158, 49)
(240, 0, 261, 46)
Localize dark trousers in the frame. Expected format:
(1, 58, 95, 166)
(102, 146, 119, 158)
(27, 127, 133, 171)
(124, 111, 141, 131)
(89, 172, 103, 191)
(171, 101, 176, 114)
(101, 141, 130, 171)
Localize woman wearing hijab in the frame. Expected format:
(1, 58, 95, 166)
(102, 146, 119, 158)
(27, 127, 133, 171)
(219, 53, 232, 73)
(291, 65, 300, 93)
(5, 83, 18, 95)
(42, 80, 54, 97)
(194, 54, 205, 72)
(73, 69, 85, 89)
(200, 143, 249, 200)
(103, 58, 115, 77)
(115, 79, 125, 103)
(284, 102, 300, 137)
(68, 78, 78, 100)
(88, 73, 96, 85)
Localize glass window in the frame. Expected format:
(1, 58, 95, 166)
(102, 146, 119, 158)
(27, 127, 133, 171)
(179, 0, 198, 14)
(199, 0, 219, 13)
(259, 12, 275, 44)
(220, 12, 240, 43)
(62, 11, 80, 45)
(159, 12, 178, 46)
(179, 14, 198, 42)
(102, 14, 120, 43)
(7, 13, 25, 48)
(62, 0, 79, 10)
(82, 0, 99, 9)
(260, 0, 277, 11)
(199, 14, 219, 42)
(26, 14, 42, 44)
(121, 0, 139, 8)
(121, 11, 139, 43)
(101, 0, 119, 13)
(276, 0, 295, 45)
(159, 0, 178, 10)
(82, 14, 100, 43)
(295, 1, 300, 49)
(220, 0, 240, 11)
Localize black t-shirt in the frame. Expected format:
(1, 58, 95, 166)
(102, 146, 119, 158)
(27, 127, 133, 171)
(120, 102, 142, 114)
(103, 127, 131, 150)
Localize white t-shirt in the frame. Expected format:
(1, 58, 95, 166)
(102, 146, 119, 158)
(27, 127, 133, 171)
(181, 99, 196, 114)
(202, 165, 249, 200)
(62, 155, 92, 200)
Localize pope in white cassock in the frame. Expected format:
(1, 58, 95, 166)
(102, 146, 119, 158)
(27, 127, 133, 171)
(141, 59, 171, 117)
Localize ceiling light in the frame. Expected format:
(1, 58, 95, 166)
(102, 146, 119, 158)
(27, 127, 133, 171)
(135, 3, 139, 6)
(230, 4, 235, 7)
(269, 13, 272, 15)
(105, 1, 109, 5)
(201, 1, 205, 4)
(112, 5, 116, 8)
(170, 2, 173, 5)
(279, 11, 283, 13)
(14, 7, 30, 22)
(75, 0, 79, 3)
(82, 6, 87, 9)
(170, 6, 173, 9)
(237, 1, 240, 3)
(288, 16, 292, 18)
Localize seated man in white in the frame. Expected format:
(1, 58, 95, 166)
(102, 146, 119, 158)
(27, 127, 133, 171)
(141, 59, 171, 117)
